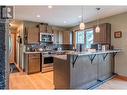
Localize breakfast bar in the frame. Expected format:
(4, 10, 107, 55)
(53, 49, 121, 89)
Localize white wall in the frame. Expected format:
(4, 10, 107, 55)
(70, 12, 127, 76)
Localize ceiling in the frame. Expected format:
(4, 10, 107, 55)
(14, 6, 127, 28)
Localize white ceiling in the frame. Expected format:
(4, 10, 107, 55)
(14, 6, 127, 27)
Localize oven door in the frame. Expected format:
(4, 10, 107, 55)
(43, 57, 53, 67)
(42, 56, 54, 72)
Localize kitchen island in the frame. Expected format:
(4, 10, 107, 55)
(53, 49, 121, 89)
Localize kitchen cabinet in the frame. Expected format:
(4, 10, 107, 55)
(93, 23, 111, 44)
(58, 31, 63, 44)
(39, 24, 53, 33)
(53, 30, 63, 44)
(25, 53, 41, 74)
(39, 23, 48, 33)
(63, 31, 72, 44)
(25, 27, 39, 44)
(47, 26, 53, 34)
(53, 30, 59, 44)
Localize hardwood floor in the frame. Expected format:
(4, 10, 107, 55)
(9, 71, 54, 89)
(9, 71, 127, 90)
(96, 77, 127, 89)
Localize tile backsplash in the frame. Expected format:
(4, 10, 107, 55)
(25, 43, 73, 52)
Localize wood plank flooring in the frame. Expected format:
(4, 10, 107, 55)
(9, 71, 54, 89)
(9, 71, 127, 90)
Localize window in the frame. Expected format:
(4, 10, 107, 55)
(85, 29, 94, 48)
(76, 28, 94, 48)
(76, 31, 84, 44)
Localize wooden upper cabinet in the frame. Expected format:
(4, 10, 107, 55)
(53, 30, 59, 44)
(39, 23, 48, 33)
(93, 23, 111, 44)
(53, 30, 63, 44)
(59, 31, 63, 44)
(63, 31, 72, 44)
(27, 27, 39, 44)
(47, 26, 53, 34)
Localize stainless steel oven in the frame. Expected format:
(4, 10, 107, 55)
(41, 51, 66, 72)
(41, 52, 54, 72)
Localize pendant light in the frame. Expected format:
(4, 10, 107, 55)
(95, 8, 100, 33)
(79, 6, 85, 30)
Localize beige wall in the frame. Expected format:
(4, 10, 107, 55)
(70, 12, 127, 76)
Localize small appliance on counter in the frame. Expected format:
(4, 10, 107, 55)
(91, 43, 110, 51)
(91, 44, 102, 50)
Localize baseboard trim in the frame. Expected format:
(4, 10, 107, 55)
(117, 74, 127, 81)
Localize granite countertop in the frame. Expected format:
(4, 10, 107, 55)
(24, 50, 74, 54)
(24, 49, 121, 56)
(54, 55, 67, 61)
(67, 49, 121, 56)
(24, 51, 41, 54)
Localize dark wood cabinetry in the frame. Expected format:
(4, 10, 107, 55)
(93, 23, 111, 44)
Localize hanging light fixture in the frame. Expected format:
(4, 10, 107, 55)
(95, 8, 100, 33)
(79, 6, 85, 30)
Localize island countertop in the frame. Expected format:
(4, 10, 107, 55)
(53, 54, 67, 61)
(67, 49, 121, 56)
(24, 51, 41, 54)
(53, 49, 122, 89)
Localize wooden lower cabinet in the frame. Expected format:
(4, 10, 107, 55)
(25, 53, 41, 74)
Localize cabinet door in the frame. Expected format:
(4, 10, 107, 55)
(63, 31, 71, 44)
(59, 31, 63, 44)
(27, 27, 39, 44)
(39, 24, 47, 33)
(28, 54, 41, 74)
(93, 23, 111, 44)
(53, 30, 59, 44)
(47, 26, 53, 34)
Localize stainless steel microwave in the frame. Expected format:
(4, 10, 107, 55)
(40, 33, 54, 43)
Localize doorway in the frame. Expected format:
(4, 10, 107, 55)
(9, 26, 20, 73)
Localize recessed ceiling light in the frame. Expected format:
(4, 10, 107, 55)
(64, 21, 66, 23)
(48, 5, 53, 8)
(78, 15, 82, 18)
(36, 14, 40, 18)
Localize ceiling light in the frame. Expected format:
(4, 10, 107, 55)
(48, 5, 53, 8)
(64, 21, 66, 23)
(36, 14, 40, 18)
(78, 15, 82, 18)
(79, 6, 85, 30)
(95, 8, 100, 33)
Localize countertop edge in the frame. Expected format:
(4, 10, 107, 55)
(67, 49, 121, 56)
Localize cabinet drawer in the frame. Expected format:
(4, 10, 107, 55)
(29, 54, 40, 58)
